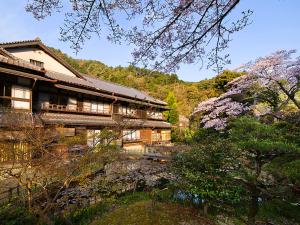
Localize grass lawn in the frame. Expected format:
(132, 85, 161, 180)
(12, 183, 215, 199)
(90, 200, 214, 225)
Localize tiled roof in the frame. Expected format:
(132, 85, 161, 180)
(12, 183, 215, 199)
(40, 113, 171, 128)
(0, 39, 39, 47)
(46, 70, 91, 87)
(83, 75, 167, 105)
(40, 113, 116, 126)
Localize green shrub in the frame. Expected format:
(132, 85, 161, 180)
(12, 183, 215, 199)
(62, 202, 110, 225)
(0, 204, 38, 225)
(258, 199, 300, 223)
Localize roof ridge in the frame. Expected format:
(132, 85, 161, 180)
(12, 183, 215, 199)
(0, 39, 39, 46)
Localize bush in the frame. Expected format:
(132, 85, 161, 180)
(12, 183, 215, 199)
(0, 204, 38, 225)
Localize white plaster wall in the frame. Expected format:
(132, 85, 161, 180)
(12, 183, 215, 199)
(9, 47, 76, 77)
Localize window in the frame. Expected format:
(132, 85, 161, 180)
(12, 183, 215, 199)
(119, 106, 137, 116)
(147, 110, 163, 119)
(0, 82, 12, 108)
(122, 130, 140, 141)
(11, 86, 31, 110)
(91, 102, 98, 112)
(83, 101, 110, 114)
(0, 83, 11, 97)
(83, 101, 91, 112)
(30, 59, 44, 67)
(151, 131, 161, 141)
(67, 97, 77, 111)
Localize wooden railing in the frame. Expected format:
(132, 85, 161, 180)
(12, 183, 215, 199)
(41, 103, 111, 115)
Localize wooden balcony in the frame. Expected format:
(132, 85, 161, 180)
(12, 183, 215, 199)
(41, 103, 111, 116)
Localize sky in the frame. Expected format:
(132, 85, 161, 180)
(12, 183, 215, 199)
(0, 0, 299, 82)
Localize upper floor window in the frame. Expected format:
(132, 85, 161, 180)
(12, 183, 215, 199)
(147, 110, 163, 119)
(83, 101, 110, 114)
(67, 97, 77, 111)
(11, 85, 31, 110)
(119, 105, 137, 116)
(30, 59, 44, 68)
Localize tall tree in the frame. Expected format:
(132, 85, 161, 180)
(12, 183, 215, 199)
(25, 0, 252, 72)
(164, 91, 179, 125)
(229, 117, 300, 225)
(192, 50, 300, 130)
(173, 138, 243, 215)
(173, 116, 300, 224)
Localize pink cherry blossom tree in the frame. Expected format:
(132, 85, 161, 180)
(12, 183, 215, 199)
(248, 50, 300, 110)
(192, 50, 300, 130)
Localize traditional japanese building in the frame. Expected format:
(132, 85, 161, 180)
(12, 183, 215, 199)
(0, 38, 171, 155)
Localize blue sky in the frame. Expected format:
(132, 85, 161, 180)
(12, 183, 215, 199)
(0, 0, 299, 82)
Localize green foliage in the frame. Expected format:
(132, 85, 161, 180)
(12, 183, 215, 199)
(117, 192, 151, 205)
(0, 204, 37, 225)
(173, 116, 300, 223)
(90, 200, 211, 225)
(258, 199, 300, 224)
(164, 91, 179, 125)
(173, 139, 245, 210)
(60, 133, 86, 146)
(266, 157, 300, 187)
(281, 160, 300, 186)
(213, 70, 245, 92)
(63, 202, 110, 225)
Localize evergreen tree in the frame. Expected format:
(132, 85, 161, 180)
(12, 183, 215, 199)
(173, 117, 300, 224)
(229, 117, 299, 225)
(164, 91, 179, 125)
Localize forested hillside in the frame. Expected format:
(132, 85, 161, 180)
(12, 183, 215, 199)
(51, 48, 244, 116)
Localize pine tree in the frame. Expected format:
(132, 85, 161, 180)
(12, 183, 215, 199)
(164, 91, 179, 125)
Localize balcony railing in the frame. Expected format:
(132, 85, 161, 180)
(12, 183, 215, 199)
(41, 103, 111, 115)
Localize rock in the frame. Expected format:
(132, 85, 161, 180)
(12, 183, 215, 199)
(55, 159, 174, 209)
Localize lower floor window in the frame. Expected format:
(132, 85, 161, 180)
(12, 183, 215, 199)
(122, 130, 140, 141)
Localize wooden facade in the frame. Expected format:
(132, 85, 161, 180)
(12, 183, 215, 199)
(0, 38, 171, 156)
